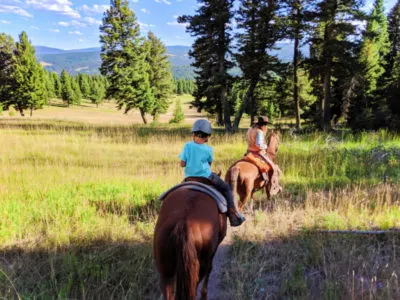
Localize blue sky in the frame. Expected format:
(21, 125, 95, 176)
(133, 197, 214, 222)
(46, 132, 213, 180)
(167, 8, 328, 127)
(0, 0, 397, 50)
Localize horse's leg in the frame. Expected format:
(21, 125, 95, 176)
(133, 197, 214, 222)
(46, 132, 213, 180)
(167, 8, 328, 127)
(200, 257, 214, 300)
(239, 179, 254, 210)
(160, 277, 175, 300)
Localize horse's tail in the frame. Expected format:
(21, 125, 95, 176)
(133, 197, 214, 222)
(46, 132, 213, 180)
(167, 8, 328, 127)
(174, 220, 199, 300)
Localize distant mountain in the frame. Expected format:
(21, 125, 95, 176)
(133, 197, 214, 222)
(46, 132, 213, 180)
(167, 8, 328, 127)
(34, 43, 299, 79)
(35, 45, 194, 78)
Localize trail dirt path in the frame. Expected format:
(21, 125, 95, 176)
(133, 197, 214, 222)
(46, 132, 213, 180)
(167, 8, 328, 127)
(196, 226, 236, 300)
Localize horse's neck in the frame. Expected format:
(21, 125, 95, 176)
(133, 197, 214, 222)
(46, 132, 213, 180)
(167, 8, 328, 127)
(266, 150, 275, 161)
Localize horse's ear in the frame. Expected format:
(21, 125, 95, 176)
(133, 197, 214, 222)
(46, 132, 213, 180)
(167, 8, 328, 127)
(216, 170, 222, 177)
(277, 129, 280, 135)
(271, 129, 274, 134)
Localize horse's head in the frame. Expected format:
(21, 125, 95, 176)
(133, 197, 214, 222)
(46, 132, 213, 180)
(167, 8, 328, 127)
(266, 129, 280, 159)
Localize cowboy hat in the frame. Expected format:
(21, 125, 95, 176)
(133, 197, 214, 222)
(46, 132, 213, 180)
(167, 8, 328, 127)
(254, 116, 272, 125)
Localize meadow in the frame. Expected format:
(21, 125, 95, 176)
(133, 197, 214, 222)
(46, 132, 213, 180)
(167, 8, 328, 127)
(0, 99, 399, 299)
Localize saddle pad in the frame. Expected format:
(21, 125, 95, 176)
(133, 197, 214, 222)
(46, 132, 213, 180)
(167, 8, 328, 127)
(158, 181, 227, 213)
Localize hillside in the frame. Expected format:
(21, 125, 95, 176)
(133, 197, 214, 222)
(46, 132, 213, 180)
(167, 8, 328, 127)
(35, 45, 194, 79)
(35, 43, 297, 79)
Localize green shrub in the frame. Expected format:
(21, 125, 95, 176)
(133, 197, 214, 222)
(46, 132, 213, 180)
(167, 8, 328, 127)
(169, 100, 185, 124)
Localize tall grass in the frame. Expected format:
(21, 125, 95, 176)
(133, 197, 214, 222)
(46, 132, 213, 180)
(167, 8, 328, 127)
(0, 119, 399, 298)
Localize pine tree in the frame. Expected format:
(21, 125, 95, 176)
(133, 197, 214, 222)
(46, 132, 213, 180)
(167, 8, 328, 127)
(233, 0, 284, 130)
(146, 32, 173, 121)
(71, 76, 82, 105)
(89, 79, 105, 107)
(0, 33, 16, 111)
(60, 69, 74, 106)
(13, 31, 46, 116)
(308, 0, 364, 130)
(77, 73, 91, 99)
(285, 0, 314, 129)
(386, 1, 400, 76)
(359, 0, 390, 96)
(51, 72, 62, 98)
(100, 0, 153, 124)
(169, 99, 185, 124)
(179, 0, 234, 130)
(44, 70, 55, 100)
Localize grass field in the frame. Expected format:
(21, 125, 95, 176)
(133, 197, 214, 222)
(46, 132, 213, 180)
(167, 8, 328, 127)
(0, 99, 399, 299)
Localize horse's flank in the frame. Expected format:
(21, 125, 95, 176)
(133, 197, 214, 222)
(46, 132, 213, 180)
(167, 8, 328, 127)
(154, 187, 227, 299)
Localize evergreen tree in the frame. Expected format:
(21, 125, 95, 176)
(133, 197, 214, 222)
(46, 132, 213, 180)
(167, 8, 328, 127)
(233, 0, 284, 130)
(179, 0, 234, 130)
(308, 0, 364, 130)
(0, 33, 16, 111)
(89, 79, 105, 107)
(13, 31, 46, 116)
(60, 69, 74, 106)
(44, 70, 55, 100)
(146, 32, 173, 121)
(71, 76, 82, 105)
(359, 0, 390, 96)
(51, 72, 62, 98)
(77, 73, 91, 99)
(285, 0, 314, 129)
(386, 1, 400, 76)
(169, 99, 185, 124)
(100, 0, 153, 124)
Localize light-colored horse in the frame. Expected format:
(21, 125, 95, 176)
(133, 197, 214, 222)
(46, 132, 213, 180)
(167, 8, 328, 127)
(225, 130, 280, 210)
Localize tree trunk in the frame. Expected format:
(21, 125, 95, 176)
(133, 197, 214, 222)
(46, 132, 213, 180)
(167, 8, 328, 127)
(232, 80, 257, 131)
(218, 3, 231, 132)
(139, 108, 148, 124)
(30, 106, 33, 117)
(17, 104, 24, 116)
(293, 0, 301, 130)
(247, 79, 258, 127)
(322, 24, 332, 131)
(152, 112, 159, 122)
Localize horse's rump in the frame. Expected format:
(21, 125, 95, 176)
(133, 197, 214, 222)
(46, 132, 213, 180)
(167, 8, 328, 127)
(154, 188, 227, 299)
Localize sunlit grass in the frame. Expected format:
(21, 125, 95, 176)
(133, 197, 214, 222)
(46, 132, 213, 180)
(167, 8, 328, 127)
(0, 118, 399, 298)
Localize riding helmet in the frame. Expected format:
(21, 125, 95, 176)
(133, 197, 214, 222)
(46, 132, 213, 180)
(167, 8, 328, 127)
(192, 119, 212, 135)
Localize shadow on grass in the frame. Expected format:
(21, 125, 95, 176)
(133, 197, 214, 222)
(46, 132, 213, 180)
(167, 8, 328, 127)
(220, 230, 400, 300)
(0, 238, 160, 299)
(89, 197, 161, 224)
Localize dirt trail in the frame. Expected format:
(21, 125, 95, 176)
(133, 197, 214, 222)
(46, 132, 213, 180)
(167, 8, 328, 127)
(196, 226, 236, 300)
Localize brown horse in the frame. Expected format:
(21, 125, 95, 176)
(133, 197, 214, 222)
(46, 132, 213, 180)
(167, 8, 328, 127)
(153, 187, 227, 299)
(225, 129, 281, 210)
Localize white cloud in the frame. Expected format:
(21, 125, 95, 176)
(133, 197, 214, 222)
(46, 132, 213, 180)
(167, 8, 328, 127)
(48, 28, 60, 33)
(26, 0, 80, 18)
(58, 21, 69, 26)
(167, 21, 187, 27)
(58, 18, 100, 27)
(141, 8, 150, 14)
(78, 38, 84, 42)
(138, 21, 155, 28)
(30, 25, 40, 29)
(68, 30, 83, 35)
(84, 17, 101, 25)
(0, 20, 11, 24)
(155, 0, 171, 5)
(80, 4, 109, 14)
(0, 5, 33, 17)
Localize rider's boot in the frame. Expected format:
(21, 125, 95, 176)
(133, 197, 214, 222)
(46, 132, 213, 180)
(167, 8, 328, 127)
(262, 172, 269, 181)
(228, 208, 246, 227)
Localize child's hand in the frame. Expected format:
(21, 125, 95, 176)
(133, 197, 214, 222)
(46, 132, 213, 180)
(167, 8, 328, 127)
(180, 160, 186, 167)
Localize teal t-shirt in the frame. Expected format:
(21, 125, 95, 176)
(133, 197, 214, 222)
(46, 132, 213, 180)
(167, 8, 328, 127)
(179, 141, 213, 178)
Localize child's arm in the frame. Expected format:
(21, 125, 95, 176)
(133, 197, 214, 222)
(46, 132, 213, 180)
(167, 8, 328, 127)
(180, 160, 186, 167)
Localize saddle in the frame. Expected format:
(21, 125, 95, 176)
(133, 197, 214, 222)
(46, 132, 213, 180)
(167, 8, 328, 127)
(158, 181, 227, 213)
(244, 152, 271, 173)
